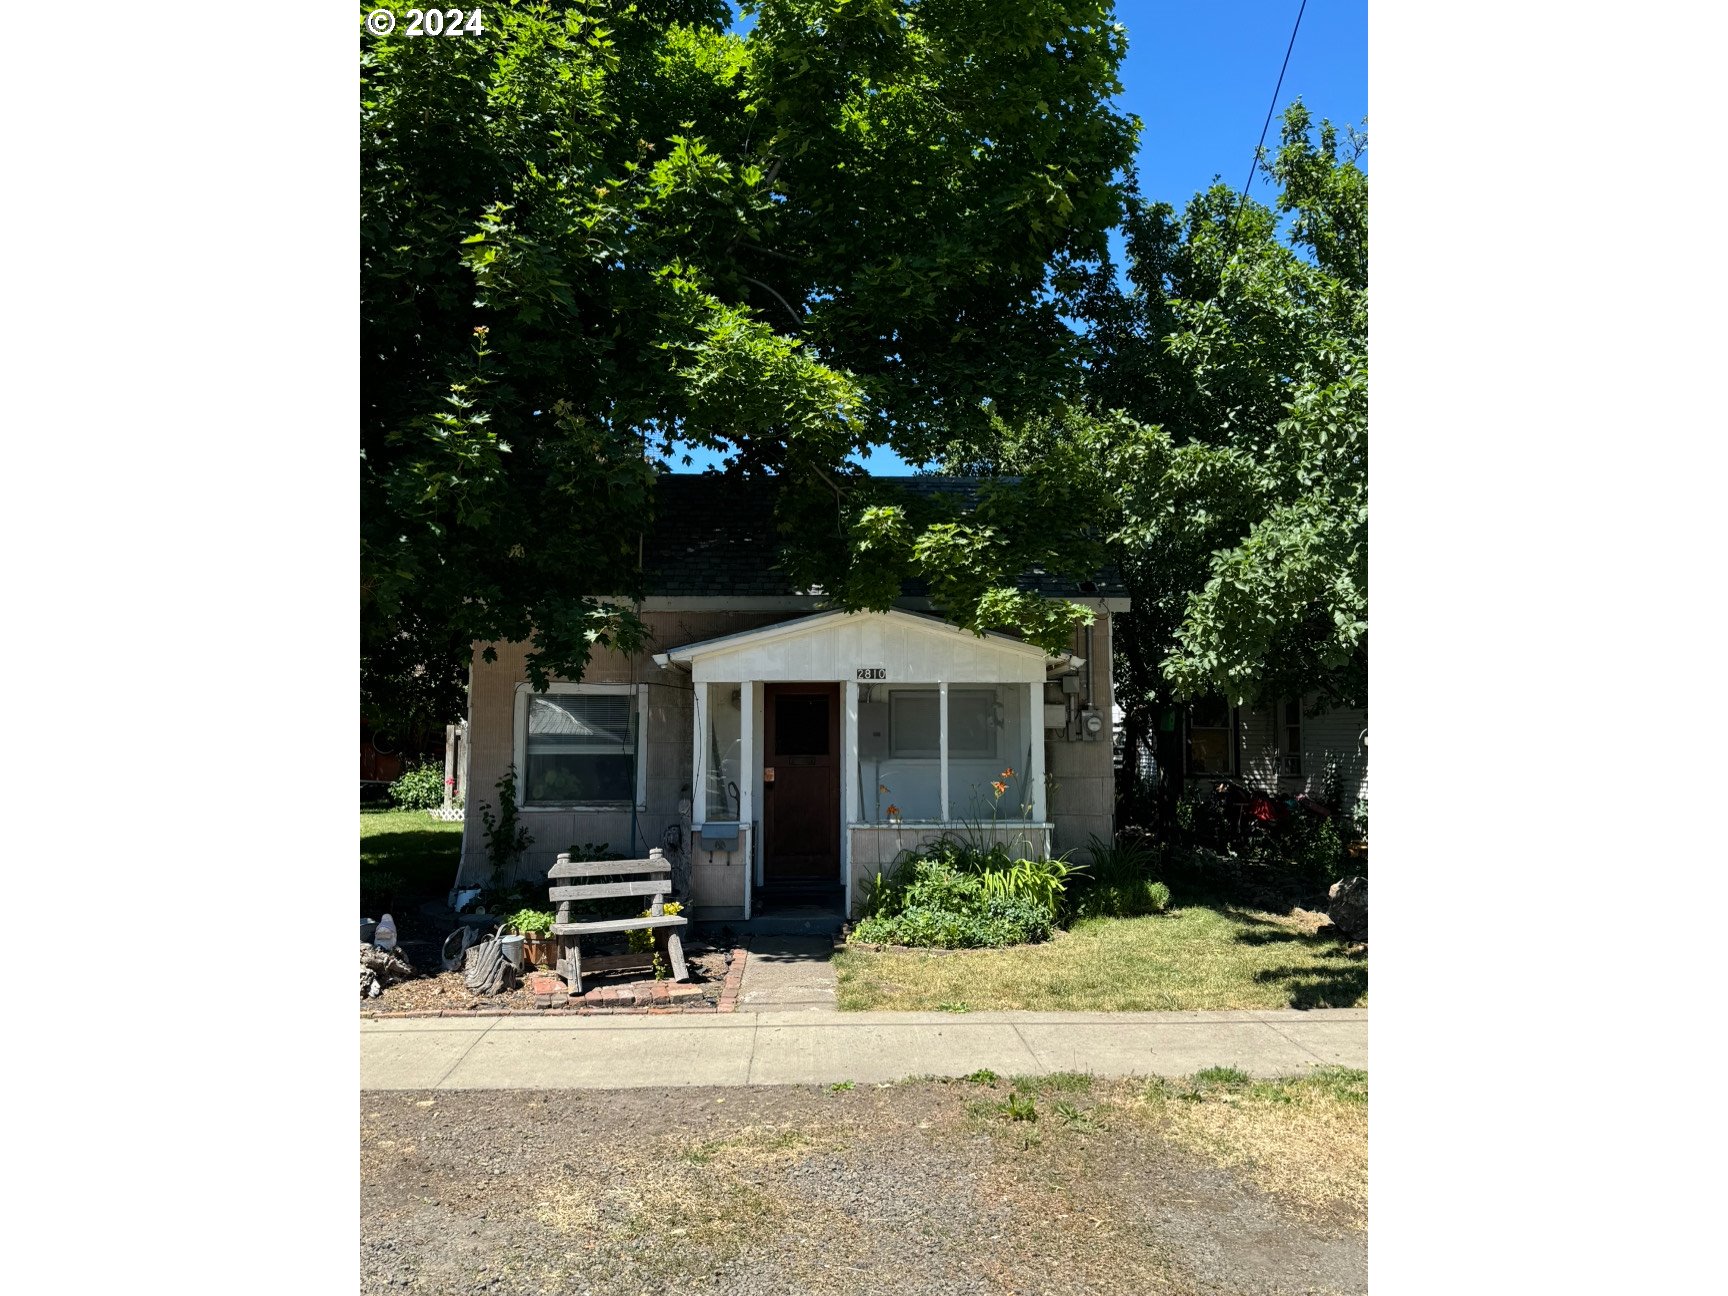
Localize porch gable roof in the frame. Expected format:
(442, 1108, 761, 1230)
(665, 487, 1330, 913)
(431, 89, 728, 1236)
(652, 608, 1079, 685)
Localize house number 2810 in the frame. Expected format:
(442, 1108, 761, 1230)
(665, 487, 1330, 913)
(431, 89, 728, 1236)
(856, 667, 888, 681)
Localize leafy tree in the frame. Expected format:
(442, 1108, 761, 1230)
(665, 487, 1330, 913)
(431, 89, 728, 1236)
(960, 104, 1367, 787)
(361, 0, 1138, 717)
(1092, 105, 1365, 773)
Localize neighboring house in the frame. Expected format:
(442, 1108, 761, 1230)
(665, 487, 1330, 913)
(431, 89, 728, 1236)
(1190, 695, 1367, 809)
(457, 475, 1127, 921)
(1124, 696, 1368, 811)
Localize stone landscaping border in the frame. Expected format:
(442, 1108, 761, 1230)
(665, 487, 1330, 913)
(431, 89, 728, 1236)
(361, 947, 748, 1020)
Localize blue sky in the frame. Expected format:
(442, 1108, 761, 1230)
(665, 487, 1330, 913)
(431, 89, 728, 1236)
(673, 0, 1367, 475)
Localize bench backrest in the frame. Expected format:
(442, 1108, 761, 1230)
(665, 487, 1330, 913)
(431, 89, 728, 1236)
(546, 847, 673, 921)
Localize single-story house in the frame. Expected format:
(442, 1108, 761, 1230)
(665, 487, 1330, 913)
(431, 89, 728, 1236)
(455, 474, 1368, 919)
(456, 475, 1125, 921)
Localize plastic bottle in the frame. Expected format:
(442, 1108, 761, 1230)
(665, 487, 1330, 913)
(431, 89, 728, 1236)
(374, 913, 397, 952)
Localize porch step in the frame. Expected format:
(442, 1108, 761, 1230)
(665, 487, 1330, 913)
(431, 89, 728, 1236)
(754, 884, 844, 909)
(694, 911, 844, 938)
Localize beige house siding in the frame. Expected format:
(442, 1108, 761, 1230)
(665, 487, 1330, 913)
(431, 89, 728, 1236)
(462, 607, 1121, 919)
(1045, 613, 1117, 858)
(461, 611, 789, 918)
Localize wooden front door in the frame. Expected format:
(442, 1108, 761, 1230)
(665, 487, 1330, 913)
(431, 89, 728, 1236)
(762, 683, 841, 886)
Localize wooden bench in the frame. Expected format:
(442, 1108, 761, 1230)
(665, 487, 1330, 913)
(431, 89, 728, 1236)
(548, 847, 689, 994)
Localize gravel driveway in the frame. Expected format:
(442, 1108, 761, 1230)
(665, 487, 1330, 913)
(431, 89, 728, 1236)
(361, 1078, 1364, 1295)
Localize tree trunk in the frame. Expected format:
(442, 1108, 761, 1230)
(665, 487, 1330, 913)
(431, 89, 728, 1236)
(361, 946, 415, 983)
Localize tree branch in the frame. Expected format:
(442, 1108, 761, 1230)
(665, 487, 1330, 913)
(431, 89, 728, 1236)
(811, 465, 848, 538)
(743, 241, 803, 264)
(739, 274, 805, 331)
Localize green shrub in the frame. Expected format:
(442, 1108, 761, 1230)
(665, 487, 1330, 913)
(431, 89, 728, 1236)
(856, 841, 1070, 948)
(1283, 817, 1347, 884)
(1073, 878, 1171, 920)
(851, 897, 1050, 949)
(1068, 834, 1169, 918)
(503, 907, 555, 936)
(387, 762, 447, 811)
(899, 859, 982, 913)
(864, 847, 1074, 925)
(922, 837, 1077, 915)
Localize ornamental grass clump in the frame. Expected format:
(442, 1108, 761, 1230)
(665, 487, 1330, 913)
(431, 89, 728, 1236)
(1068, 834, 1172, 920)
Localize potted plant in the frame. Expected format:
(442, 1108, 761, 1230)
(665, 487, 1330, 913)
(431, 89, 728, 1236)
(504, 907, 558, 969)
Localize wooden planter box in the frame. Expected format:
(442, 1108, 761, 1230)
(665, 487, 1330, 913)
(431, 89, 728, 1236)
(521, 934, 559, 969)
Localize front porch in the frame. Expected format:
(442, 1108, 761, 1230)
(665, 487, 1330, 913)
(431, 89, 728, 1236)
(653, 609, 1079, 920)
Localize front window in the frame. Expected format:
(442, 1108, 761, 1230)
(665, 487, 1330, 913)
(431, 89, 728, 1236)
(522, 689, 637, 805)
(890, 688, 998, 759)
(1186, 696, 1236, 776)
(856, 684, 1022, 822)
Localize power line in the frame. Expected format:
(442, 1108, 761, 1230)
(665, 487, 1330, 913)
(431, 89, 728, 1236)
(1233, 0, 1308, 232)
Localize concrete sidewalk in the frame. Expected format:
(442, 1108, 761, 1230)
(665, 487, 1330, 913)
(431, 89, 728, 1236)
(360, 1008, 1365, 1090)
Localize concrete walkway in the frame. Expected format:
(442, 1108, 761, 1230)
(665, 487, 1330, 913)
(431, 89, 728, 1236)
(736, 936, 839, 1012)
(360, 1008, 1366, 1091)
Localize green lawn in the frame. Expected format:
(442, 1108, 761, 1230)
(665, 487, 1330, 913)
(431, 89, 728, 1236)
(834, 905, 1367, 1012)
(360, 808, 463, 914)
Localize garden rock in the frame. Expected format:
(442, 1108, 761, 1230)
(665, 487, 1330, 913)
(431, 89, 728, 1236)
(1327, 876, 1368, 941)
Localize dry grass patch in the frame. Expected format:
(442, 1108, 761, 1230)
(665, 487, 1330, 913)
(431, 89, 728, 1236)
(532, 1122, 837, 1253)
(682, 1123, 819, 1166)
(835, 905, 1368, 1012)
(1115, 1068, 1368, 1226)
(367, 1083, 1366, 1296)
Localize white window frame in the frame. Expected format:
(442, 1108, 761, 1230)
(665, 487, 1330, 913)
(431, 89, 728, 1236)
(1279, 699, 1304, 777)
(889, 687, 998, 760)
(1185, 698, 1238, 777)
(512, 682, 649, 812)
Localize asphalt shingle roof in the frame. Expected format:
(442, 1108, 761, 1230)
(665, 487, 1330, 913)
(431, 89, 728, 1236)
(642, 474, 1125, 601)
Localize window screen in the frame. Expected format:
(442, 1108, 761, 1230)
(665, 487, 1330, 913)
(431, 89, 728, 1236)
(890, 689, 997, 759)
(524, 692, 635, 804)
